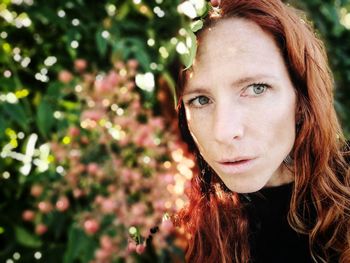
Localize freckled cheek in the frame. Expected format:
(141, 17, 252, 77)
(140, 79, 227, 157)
(260, 101, 296, 146)
(187, 113, 213, 149)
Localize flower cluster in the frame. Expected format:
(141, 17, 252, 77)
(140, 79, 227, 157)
(22, 59, 194, 262)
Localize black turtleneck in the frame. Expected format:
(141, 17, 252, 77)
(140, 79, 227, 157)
(242, 183, 313, 263)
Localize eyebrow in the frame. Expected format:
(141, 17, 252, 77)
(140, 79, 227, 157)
(183, 74, 278, 96)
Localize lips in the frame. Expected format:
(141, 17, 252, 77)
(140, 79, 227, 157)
(218, 156, 255, 163)
(216, 157, 257, 174)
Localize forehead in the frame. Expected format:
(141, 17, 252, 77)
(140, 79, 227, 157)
(187, 17, 286, 87)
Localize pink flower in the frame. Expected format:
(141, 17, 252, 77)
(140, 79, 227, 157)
(101, 198, 116, 214)
(35, 224, 48, 235)
(38, 201, 53, 214)
(160, 219, 174, 235)
(161, 174, 175, 184)
(87, 163, 99, 175)
(73, 188, 84, 198)
(127, 242, 136, 253)
(58, 70, 73, 84)
(95, 248, 110, 262)
(22, 210, 35, 221)
(100, 235, 114, 251)
(131, 203, 146, 217)
(56, 196, 70, 212)
(149, 117, 163, 128)
(81, 109, 105, 122)
(74, 59, 87, 72)
(95, 78, 112, 93)
(125, 81, 135, 90)
(106, 71, 120, 87)
(107, 185, 116, 193)
(68, 126, 80, 137)
(114, 61, 125, 70)
(136, 244, 146, 255)
(84, 219, 100, 235)
(154, 200, 165, 212)
(31, 184, 43, 197)
(127, 59, 139, 70)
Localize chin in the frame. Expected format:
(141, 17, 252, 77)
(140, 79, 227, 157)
(222, 177, 268, 194)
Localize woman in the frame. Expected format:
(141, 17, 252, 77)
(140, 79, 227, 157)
(174, 0, 350, 262)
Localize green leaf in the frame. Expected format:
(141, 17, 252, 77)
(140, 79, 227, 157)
(197, 1, 210, 17)
(182, 29, 198, 70)
(47, 82, 64, 98)
(96, 29, 108, 57)
(190, 20, 204, 33)
(63, 225, 97, 263)
(36, 98, 54, 138)
(15, 226, 42, 248)
(116, 2, 130, 21)
(162, 71, 177, 108)
(2, 102, 29, 131)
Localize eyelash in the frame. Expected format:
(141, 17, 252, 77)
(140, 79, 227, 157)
(185, 82, 271, 108)
(242, 82, 270, 97)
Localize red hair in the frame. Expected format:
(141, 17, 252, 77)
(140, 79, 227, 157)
(173, 1, 350, 262)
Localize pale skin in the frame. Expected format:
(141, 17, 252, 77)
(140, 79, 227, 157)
(183, 18, 297, 193)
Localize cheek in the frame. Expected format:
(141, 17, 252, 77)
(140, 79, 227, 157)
(185, 109, 211, 151)
(260, 96, 296, 151)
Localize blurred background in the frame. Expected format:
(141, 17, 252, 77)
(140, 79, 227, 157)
(0, 0, 349, 262)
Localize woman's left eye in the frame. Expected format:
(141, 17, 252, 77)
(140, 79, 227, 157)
(242, 83, 269, 96)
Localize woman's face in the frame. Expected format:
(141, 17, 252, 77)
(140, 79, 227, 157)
(183, 18, 297, 193)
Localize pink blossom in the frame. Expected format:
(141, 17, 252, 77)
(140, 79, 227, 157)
(81, 109, 105, 122)
(136, 244, 146, 255)
(68, 126, 80, 137)
(95, 78, 113, 94)
(56, 196, 70, 212)
(106, 71, 120, 87)
(80, 136, 89, 144)
(94, 195, 104, 205)
(160, 219, 174, 235)
(125, 81, 135, 90)
(95, 249, 110, 262)
(127, 242, 136, 253)
(38, 201, 53, 214)
(127, 59, 139, 70)
(131, 203, 147, 217)
(87, 163, 99, 175)
(107, 185, 116, 193)
(84, 219, 100, 235)
(161, 174, 175, 184)
(74, 59, 87, 72)
(35, 224, 48, 235)
(31, 184, 43, 197)
(154, 200, 165, 212)
(100, 235, 114, 251)
(149, 117, 163, 128)
(114, 61, 125, 70)
(22, 210, 35, 221)
(73, 188, 84, 198)
(58, 70, 73, 84)
(101, 198, 116, 214)
(94, 72, 120, 94)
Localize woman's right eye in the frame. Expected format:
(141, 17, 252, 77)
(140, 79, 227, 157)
(187, 96, 211, 107)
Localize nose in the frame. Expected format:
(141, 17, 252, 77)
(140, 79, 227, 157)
(213, 103, 244, 144)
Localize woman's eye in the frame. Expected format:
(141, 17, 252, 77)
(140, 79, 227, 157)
(188, 96, 211, 107)
(242, 83, 269, 96)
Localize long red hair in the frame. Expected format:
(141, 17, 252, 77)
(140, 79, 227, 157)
(173, 1, 350, 262)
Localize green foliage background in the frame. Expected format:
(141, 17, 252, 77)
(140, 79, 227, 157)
(0, 0, 349, 262)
